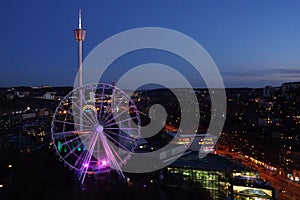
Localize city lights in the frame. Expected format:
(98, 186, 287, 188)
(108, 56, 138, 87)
(1, 2, 300, 199)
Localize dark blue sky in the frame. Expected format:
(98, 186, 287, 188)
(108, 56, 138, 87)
(1, 0, 300, 88)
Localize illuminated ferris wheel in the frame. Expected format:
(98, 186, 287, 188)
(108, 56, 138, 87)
(51, 83, 141, 184)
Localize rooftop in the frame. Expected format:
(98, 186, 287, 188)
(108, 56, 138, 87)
(170, 152, 253, 172)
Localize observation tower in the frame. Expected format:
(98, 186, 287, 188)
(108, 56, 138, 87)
(51, 10, 141, 186)
(74, 9, 86, 88)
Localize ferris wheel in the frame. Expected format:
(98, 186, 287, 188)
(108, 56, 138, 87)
(51, 83, 141, 184)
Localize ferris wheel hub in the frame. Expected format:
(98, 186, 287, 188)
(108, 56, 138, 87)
(96, 125, 104, 133)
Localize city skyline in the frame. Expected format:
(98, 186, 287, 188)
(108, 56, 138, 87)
(1, 1, 300, 88)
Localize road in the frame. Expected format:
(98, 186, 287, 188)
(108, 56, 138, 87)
(216, 149, 300, 200)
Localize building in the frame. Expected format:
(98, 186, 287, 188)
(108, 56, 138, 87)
(168, 132, 218, 153)
(263, 86, 275, 97)
(43, 92, 56, 100)
(282, 81, 300, 94)
(166, 152, 275, 199)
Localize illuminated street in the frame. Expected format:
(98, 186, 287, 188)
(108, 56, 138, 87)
(217, 147, 300, 199)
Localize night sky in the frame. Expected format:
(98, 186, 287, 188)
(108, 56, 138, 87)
(1, 0, 300, 88)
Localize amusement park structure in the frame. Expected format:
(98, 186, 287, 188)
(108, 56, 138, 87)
(51, 10, 141, 185)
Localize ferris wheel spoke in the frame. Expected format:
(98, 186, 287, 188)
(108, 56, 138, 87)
(53, 119, 76, 127)
(80, 152, 93, 184)
(105, 127, 139, 130)
(105, 139, 123, 162)
(52, 130, 75, 138)
(99, 109, 112, 123)
(83, 131, 98, 160)
(61, 136, 80, 147)
(102, 96, 127, 123)
(103, 129, 137, 142)
(71, 99, 97, 125)
(53, 119, 92, 129)
(80, 132, 98, 182)
(61, 131, 93, 146)
(80, 148, 92, 171)
(63, 142, 81, 160)
(71, 130, 94, 135)
(63, 136, 91, 161)
(76, 144, 93, 168)
(74, 150, 86, 167)
(99, 132, 124, 175)
(104, 107, 130, 125)
(52, 132, 77, 141)
(94, 132, 103, 159)
(52, 129, 92, 136)
(101, 111, 114, 124)
(80, 90, 99, 124)
(65, 109, 95, 127)
(104, 116, 137, 127)
(103, 131, 132, 152)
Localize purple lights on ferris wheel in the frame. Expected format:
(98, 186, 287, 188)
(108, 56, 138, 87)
(51, 83, 141, 184)
(82, 159, 109, 170)
(82, 160, 108, 169)
(83, 163, 89, 168)
(101, 160, 109, 166)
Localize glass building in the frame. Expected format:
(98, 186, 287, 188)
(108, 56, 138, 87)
(166, 152, 273, 200)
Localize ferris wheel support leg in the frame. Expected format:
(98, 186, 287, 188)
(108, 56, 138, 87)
(78, 131, 98, 184)
(100, 132, 125, 179)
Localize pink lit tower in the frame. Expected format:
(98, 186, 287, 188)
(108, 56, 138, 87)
(74, 9, 86, 88)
